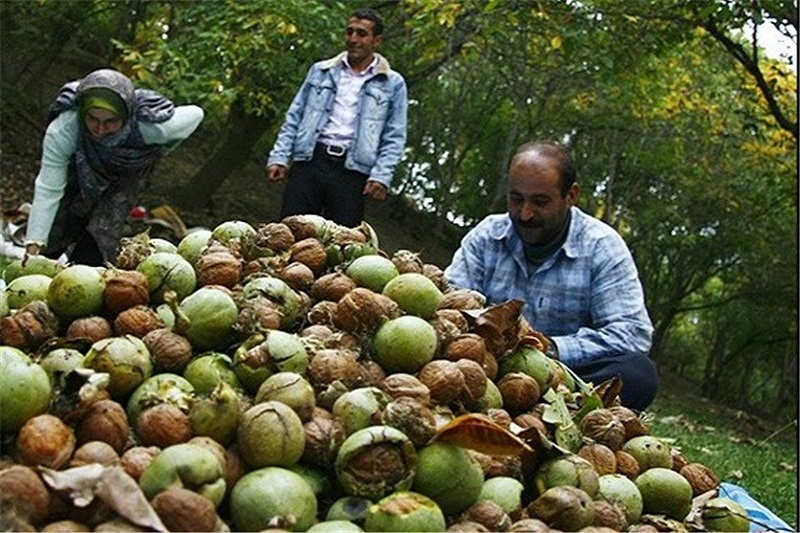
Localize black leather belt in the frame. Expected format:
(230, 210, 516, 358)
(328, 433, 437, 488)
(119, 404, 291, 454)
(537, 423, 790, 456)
(316, 142, 346, 158)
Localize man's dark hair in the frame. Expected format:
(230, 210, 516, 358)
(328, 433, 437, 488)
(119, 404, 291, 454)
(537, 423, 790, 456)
(513, 140, 577, 197)
(351, 8, 384, 36)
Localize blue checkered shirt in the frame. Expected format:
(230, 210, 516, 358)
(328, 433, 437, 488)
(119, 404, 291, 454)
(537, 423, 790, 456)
(444, 207, 653, 366)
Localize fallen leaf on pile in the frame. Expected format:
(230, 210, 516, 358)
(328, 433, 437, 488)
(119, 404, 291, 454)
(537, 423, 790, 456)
(40, 464, 167, 532)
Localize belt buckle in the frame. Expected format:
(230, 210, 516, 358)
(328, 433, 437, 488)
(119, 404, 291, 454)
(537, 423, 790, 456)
(325, 144, 345, 157)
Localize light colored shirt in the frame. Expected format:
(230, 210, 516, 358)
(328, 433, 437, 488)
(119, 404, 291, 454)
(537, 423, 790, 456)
(318, 56, 378, 148)
(444, 207, 653, 366)
(26, 105, 204, 246)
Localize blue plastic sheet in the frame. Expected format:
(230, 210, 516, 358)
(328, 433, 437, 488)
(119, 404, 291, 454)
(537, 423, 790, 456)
(718, 482, 795, 532)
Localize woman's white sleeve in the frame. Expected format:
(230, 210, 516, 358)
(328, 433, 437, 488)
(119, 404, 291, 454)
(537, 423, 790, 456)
(140, 105, 204, 152)
(25, 112, 79, 245)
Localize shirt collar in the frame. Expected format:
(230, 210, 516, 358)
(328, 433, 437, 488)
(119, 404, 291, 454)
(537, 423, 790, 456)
(342, 54, 378, 75)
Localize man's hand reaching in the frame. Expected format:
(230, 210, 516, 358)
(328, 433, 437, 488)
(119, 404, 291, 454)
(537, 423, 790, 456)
(363, 181, 387, 200)
(266, 164, 288, 182)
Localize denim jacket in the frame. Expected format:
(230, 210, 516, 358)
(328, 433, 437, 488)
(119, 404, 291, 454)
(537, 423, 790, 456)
(267, 52, 408, 188)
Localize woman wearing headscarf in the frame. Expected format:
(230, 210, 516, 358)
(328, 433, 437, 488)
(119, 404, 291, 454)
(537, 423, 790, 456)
(24, 68, 204, 265)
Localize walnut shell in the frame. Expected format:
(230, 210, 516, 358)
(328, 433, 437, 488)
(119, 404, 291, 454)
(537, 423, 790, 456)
(76, 399, 130, 453)
(680, 462, 720, 495)
(670, 446, 689, 472)
(16, 414, 76, 468)
(444, 333, 489, 365)
(103, 270, 149, 316)
(358, 359, 387, 388)
(457, 358, 489, 405)
(459, 500, 512, 532)
(482, 353, 499, 381)
(142, 328, 193, 373)
(579, 408, 626, 450)
(196, 247, 243, 288)
(497, 372, 540, 414)
(277, 261, 315, 292)
(391, 249, 424, 274)
(0, 464, 51, 526)
(242, 255, 284, 277)
(433, 308, 470, 332)
(0, 300, 59, 351)
(439, 288, 486, 310)
(119, 446, 160, 481)
(417, 359, 465, 405)
(470, 449, 524, 480)
(614, 450, 640, 479)
(578, 443, 617, 476)
(380, 373, 431, 404)
(151, 487, 220, 533)
(70, 441, 120, 467)
(306, 300, 338, 326)
(65, 316, 114, 342)
(113, 304, 165, 337)
(513, 412, 548, 435)
(307, 349, 363, 389)
(608, 405, 650, 439)
(302, 411, 347, 469)
(236, 296, 283, 333)
(252, 222, 296, 254)
(422, 263, 447, 291)
(290, 237, 328, 274)
(592, 499, 628, 530)
(333, 287, 400, 335)
(508, 518, 550, 532)
(447, 521, 491, 532)
(135, 403, 192, 447)
(298, 324, 334, 342)
(485, 408, 513, 429)
(382, 397, 438, 447)
(311, 272, 358, 302)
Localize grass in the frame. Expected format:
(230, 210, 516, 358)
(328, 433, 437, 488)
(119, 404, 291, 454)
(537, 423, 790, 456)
(646, 377, 798, 531)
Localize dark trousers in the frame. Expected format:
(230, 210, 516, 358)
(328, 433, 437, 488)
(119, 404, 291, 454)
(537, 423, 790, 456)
(570, 353, 659, 411)
(44, 225, 104, 266)
(281, 144, 369, 228)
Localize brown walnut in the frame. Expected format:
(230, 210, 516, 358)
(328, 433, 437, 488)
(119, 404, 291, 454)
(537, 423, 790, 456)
(16, 414, 76, 469)
(680, 462, 721, 495)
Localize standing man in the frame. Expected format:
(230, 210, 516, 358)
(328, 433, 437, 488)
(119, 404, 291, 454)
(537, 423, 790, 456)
(444, 140, 659, 411)
(265, 8, 408, 228)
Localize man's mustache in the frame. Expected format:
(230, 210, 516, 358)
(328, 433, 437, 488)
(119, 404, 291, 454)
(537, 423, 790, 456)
(514, 219, 543, 228)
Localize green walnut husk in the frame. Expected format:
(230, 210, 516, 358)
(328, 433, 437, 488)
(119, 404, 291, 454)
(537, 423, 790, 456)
(82, 334, 153, 400)
(47, 264, 106, 320)
(230, 466, 317, 532)
(635, 467, 693, 521)
(0, 346, 52, 434)
(335, 425, 417, 501)
(364, 491, 446, 532)
(479, 476, 525, 515)
(237, 400, 305, 468)
(701, 496, 751, 532)
(126, 372, 195, 425)
(411, 442, 485, 516)
(139, 442, 227, 507)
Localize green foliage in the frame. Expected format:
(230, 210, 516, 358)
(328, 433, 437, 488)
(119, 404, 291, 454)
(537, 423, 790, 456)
(113, 0, 349, 119)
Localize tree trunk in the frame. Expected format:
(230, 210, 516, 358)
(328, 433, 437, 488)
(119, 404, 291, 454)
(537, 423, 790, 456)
(175, 97, 272, 209)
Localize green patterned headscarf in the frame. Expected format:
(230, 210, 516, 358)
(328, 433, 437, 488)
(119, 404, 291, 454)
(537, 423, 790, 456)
(79, 87, 128, 121)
